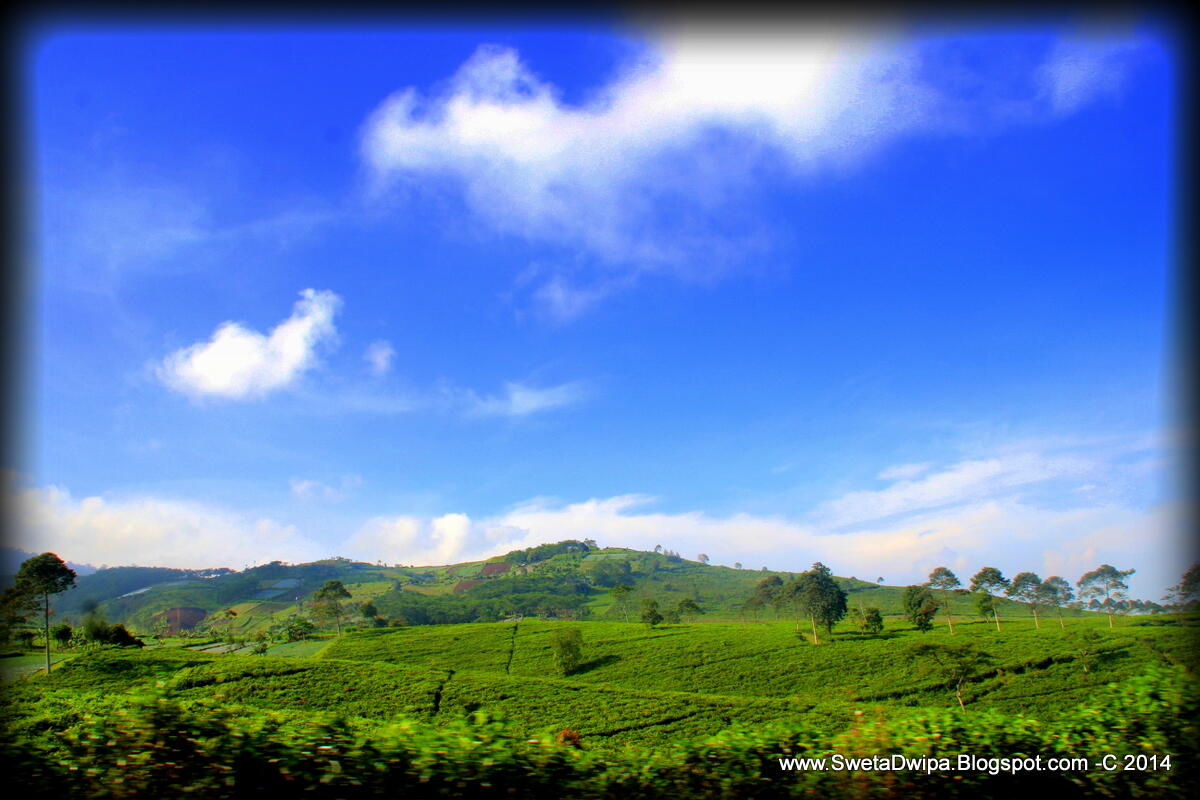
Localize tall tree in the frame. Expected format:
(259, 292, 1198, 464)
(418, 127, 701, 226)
(744, 575, 783, 620)
(969, 567, 1010, 631)
(788, 562, 848, 644)
(926, 567, 961, 634)
(14, 553, 77, 675)
(1036, 576, 1074, 629)
(902, 585, 939, 632)
(312, 580, 352, 634)
(609, 584, 634, 622)
(1163, 563, 1200, 612)
(1077, 565, 1135, 628)
(1007, 572, 1044, 628)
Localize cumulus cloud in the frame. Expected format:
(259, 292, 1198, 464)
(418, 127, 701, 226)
(157, 289, 341, 400)
(331, 490, 1177, 599)
(11, 484, 325, 569)
(345, 513, 473, 567)
(364, 340, 395, 376)
(362, 25, 1147, 315)
(362, 27, 930, 273)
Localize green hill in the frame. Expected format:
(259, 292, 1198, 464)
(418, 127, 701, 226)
(39, 541, 1106, 639)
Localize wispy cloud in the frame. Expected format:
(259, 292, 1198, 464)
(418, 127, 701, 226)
(157, 289, 341, 400)
(362, 24, 1148, 317)
(290, 474, 362, 503)
(460, 380, 588, 418)
(877, 461, 932, 481)
(818, 450, 1094, 529)
(364, 340, 395, 376)
(1036, 31, 1144, 116)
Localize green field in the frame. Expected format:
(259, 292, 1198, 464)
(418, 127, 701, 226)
(3, 613, 1197, 797)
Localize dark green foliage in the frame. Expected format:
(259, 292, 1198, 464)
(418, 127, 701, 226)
(284, 619, 315, 641)
(50, 623, 72, 648)
(676, 598, 702, 621)
(1078, 565, 1136, 626)
(549, 628, 583, 675)
(640, 599, 663, 628)
(13, 553, 77, 674)
(1164, 563, 1200, 609)
(786, 563, 847, 642)
(902, 585, 938, 632)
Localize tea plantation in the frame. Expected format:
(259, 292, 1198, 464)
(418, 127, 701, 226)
(3, 613, 1196, 798)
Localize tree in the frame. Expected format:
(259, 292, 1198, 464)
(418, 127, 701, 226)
(284, 618, 316, 641)
(697, 553, 710, 564)
(850, 606, 884, 635)
(217, 608, 238, 643)
(81, 605, 110, 649)
(313, 580, 352, 634)
(908, 642, 994, 711)
(926, 567, 960, 634)
(0, 584, 38, 646)
(1036, 576, 1074, 629)
(1077, 565, 1134, 628)
(609, 584, 634, 622)
(734, 562, 742, 570)
(51, 622, 73, 649)
(676, 597, 703, 621)
(13, 553, 77, 674)
(1007, 572, 1045, 628)
(787, 563, 848, 644)
(744, 575, 784, 619)
(902, 585, 939, 632)
(549, 628, 583, 675)
(969, 567, 1010, 631)
(1163, 563, 1200, 612)
(640, 598, 663, 628)
(360, 601, 378, 620)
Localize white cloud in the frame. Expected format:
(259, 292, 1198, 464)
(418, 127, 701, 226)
(362, 26, 1147, 315)
(818, 450, 1094, 528)
(332, 489, 1178, 599)
(157, 288, 341, 400)
(345, 513, 473, 567)
(290, 475, 362, 503)
(462, 380, 587, 417)
(362, 28, 930, 273)
(364, 340, 395, 376)
(1037, 32, 1142, 116)
(11, 484, 325, 569)
(877, 461, 932, 481)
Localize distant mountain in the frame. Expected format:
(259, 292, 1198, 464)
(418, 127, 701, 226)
(0, 547, 98, 580)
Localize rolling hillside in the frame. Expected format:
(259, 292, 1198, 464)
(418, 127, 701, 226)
(34, 541, 1099, 638)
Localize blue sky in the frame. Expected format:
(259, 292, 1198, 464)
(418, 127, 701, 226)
(13, 16, 1184, 598)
